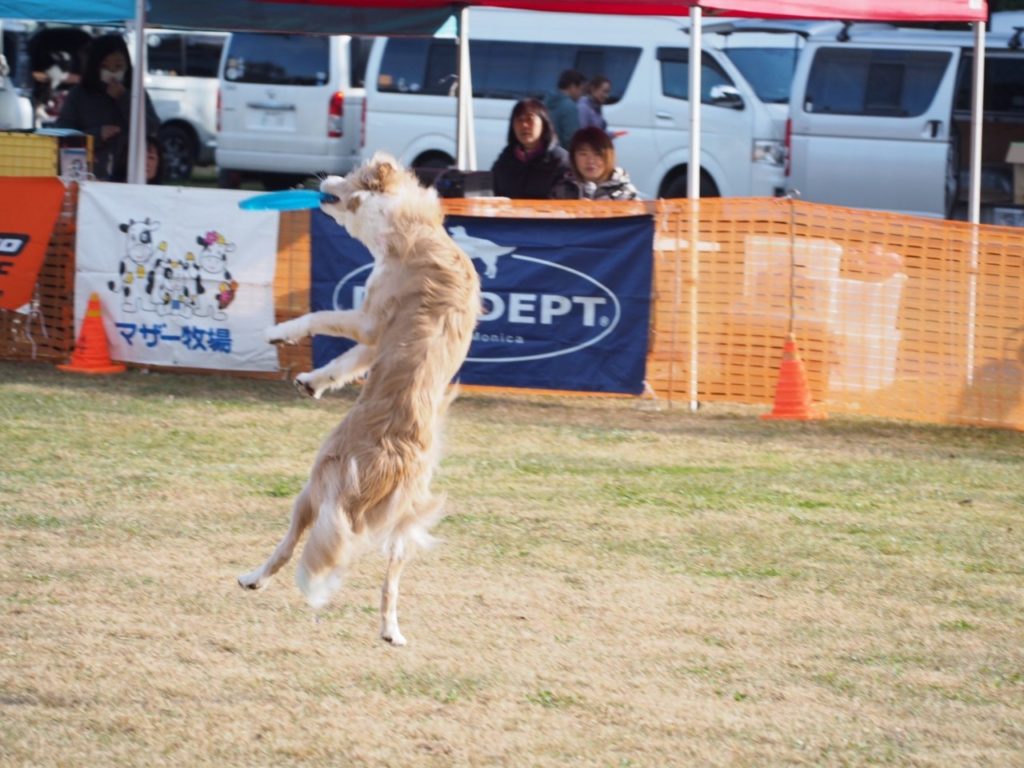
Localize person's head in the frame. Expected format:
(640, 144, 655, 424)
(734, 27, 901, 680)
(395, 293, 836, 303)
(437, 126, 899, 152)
(586, 75, 612, 105)
(506, 98, 554, 152)
(146, 136, 165, 184)
(569, 127, 616, 184)
(557, 69, 586, 101)
(81, 34, 132, 93)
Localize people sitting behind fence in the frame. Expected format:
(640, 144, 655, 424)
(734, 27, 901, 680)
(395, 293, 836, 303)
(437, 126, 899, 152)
(491, 98, 571, 199)
(544, 68, 585, 148)
(55, 34, 160, 182)
(550, 127, 640, 201)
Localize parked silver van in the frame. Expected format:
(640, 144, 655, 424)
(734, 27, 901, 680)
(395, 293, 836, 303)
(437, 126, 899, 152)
(216, 32, 372, 189)
(144, 30, 227, 180)
(787, 24, 1024, 220)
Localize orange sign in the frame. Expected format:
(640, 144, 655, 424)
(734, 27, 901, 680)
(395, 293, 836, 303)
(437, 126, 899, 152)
(0, 177, 66, 310)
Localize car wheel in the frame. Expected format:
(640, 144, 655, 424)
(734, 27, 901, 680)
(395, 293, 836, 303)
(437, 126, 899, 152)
(158, 124, 198, 181)
(661, 170, 719, 199)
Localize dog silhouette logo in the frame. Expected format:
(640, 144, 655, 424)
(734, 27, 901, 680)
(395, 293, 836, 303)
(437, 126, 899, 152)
(447, 226, 514, 279)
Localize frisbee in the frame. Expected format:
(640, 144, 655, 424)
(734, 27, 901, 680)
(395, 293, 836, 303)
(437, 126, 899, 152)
(238, 189, 339, 211)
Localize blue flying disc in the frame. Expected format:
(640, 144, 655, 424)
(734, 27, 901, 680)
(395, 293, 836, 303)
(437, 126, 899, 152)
(238, 189, 339, 211)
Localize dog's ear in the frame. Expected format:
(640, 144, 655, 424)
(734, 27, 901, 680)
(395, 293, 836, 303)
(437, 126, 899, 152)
(366, 160, 398, 194)
(346, 191, 364, 214)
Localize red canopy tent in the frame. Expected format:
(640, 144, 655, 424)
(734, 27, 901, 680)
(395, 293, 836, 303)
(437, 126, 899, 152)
(267, 0, 985, 22)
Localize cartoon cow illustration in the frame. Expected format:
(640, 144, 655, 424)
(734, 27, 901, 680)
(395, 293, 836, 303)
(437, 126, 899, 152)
(447, 225, 514, 279)
(192, 230, 238, 320)
(109, 218, 167, 312)
(145, 253, 203, 318)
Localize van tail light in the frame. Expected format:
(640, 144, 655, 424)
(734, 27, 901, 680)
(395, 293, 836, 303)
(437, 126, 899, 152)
(216, 87, 221, 133)
(784, 118, 792, 177)
(360, 97, 367, 149)
(328, 91, 344, 138)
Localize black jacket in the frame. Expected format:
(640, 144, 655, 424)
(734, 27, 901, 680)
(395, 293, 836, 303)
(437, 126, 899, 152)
(491, 143, 571, 199)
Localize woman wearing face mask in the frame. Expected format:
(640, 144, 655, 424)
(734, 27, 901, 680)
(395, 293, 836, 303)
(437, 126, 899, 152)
(551, 127, 639, 201)
(490, 98, 571, 199)
(56, 34, 160, 182)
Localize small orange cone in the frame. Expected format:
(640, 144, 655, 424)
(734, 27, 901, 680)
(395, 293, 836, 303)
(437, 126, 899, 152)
(762, 333, 825, 421)
(58, 293, 126, 375)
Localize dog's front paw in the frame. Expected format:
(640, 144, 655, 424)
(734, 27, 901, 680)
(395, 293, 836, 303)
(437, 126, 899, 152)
(264, 326, 292, 346)
(293, 372, 322, 399)
(264, 318, 305, 346)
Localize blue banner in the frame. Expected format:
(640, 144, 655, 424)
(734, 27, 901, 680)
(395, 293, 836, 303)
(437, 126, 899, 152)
(310, 212, 653, 394)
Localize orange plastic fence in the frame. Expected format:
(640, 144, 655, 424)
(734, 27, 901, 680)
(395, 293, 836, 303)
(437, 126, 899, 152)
(2, 191, 1021, 431)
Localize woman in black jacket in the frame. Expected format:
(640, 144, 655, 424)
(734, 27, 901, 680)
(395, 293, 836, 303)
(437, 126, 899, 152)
(490, 98, 571, 199)
(56, 34, 160, 182)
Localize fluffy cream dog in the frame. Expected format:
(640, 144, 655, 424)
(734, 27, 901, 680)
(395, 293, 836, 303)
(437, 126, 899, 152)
(238, 153, 480, 646)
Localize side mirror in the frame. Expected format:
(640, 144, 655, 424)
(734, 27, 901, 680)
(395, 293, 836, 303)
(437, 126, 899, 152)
(708, 84, 744, 110)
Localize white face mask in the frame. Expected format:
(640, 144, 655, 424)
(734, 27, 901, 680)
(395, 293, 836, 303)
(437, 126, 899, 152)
(100, 68, 126, 85)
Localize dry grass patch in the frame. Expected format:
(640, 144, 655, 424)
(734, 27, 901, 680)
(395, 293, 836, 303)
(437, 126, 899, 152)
(1, 360, 1022, 766)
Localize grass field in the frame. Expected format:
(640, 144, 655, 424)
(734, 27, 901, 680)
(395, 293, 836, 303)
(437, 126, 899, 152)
(1, 359, 1022, 766)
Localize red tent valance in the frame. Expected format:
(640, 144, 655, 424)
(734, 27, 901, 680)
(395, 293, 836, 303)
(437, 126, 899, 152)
(264, 0, 987, 23)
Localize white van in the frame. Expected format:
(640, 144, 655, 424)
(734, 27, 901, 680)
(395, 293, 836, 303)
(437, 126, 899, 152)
(361, 11, 825, 199)
(787, 24, 1024, 220)
(215, 32, 372, 189)
(143, 30, 227, 179)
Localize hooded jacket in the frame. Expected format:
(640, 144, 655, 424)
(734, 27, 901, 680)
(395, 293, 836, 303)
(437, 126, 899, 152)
(550, 167, 640, 201)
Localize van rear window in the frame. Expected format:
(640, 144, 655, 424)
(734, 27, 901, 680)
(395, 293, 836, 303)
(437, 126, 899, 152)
(376, 38, 640, 102)
(224, 33, 330, 86)
(147, 33, 224, 78)
(804, 47, 951, 117)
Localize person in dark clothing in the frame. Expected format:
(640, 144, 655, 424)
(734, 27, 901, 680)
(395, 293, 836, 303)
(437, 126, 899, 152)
(543, 68, 585, 148)
(578, 75, 611, 133)
(55, 34, 160, 181)
(490, 98, 571, 199)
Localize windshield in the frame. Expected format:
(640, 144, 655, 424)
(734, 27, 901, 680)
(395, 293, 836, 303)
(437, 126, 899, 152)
(224, 33, 329, 86)
(722, 47, 800, 103)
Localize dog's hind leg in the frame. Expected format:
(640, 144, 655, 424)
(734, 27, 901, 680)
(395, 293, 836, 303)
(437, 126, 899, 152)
(379, 495, 446, 645)
(379, 541, 410, 646)
(238, 482, 314, 591)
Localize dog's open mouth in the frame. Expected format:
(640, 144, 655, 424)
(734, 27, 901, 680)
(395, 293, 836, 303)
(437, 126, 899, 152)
(320, 193, 340, 204)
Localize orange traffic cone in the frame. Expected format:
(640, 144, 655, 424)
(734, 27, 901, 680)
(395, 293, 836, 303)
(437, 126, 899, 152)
(58, 293, 126, 375)
(761, 333, 825, 421)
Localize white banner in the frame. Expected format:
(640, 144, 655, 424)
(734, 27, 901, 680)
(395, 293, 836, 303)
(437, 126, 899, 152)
(75, 182, 280, 372)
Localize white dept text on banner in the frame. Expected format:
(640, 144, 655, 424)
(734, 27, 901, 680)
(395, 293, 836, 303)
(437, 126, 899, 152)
(75, 182, 280, 372)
